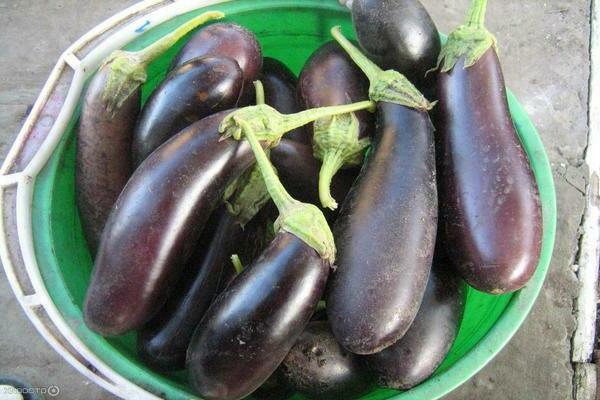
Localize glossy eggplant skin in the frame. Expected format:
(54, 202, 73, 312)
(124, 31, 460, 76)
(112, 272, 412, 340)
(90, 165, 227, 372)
(187, 233, 329, 400)
(170, 22, 262, 83)
(261, 57, 310, 144)
(436, 51, 542, 294)
(138, 208, 243, 371)
(271, 140, 357, 207)
(298, 41, 372, 139)
(84, 110, 255, 336)
(76, 68, 139, 254)
(328, 103, 438, 355)
(132, 57, 243, 166)
(364, 261, 465, 389)
(279, 321, 372, 400)
(352, 0, 440, 87)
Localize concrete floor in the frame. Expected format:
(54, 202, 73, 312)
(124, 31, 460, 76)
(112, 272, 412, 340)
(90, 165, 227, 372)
(0, 0, 591, 399)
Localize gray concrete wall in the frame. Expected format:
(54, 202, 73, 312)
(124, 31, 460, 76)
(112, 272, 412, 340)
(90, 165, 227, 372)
(0, 1, 591, 399)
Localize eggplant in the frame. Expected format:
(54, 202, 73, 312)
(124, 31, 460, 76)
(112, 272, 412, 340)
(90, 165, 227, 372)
(261, 57, 310, 144)
(364, 259, 465, 389)
(298, 41, 373, 209)
(351, 0, 440, 87)
(279, 321, 372, 400)
(271, 139, 358, 209)
(188, 233, 329, 400)
(132, 56, 244, 166)
(84, 110, 256, 336)
(327, 28, 437, 355)
(434, 0, 542, 294)
(76, 12, 223, 254)
(188, 119, 337, 400)
(170, 22, 262, 83)
(138, 208, 244, 371)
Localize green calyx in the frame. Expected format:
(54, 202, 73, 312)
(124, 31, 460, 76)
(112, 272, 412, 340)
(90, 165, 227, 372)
(434, 0, 497, 73)
(101, 11, 224, 114)
(313, 113, 370, 210)
(236, 119, 336, 265)
(224, 161, 273, 227)
(222, 80, 272, 227)
(331, 26, 435, 111)
(230, 254, 244, 274)
(274, 202, 336, 264)
(219, 101, 375, 147)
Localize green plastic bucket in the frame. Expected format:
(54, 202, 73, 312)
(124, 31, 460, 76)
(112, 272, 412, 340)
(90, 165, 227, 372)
(0, 1, 556, 399)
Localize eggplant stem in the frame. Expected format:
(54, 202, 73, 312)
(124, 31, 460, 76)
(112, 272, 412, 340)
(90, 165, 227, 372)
(318, 150, 346, 210)
(101, 11, 224, 113)
(313, 112, 369, 210)
(238, 121, 337, 264)
(254, 80, 266, 105)
(237, 119, 295, 211)
(466, 0, 488, 29)
(330, 26, 383, 80)
(434, 0, 496, 73)
(281, 101, 375, 133)
(219, 101, 374, 144)
(331, 27, 435, 111)
(231, 254, 244, 274)
(138, 12, 224, 64)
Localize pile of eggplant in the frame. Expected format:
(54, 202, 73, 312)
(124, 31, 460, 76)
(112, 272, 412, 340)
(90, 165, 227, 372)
(77, 0, 542, 399)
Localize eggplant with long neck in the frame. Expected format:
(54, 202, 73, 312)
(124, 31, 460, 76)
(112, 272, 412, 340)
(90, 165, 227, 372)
(76, 12, 223, 254)
(434, 0, 542, 294)
(326, 27, 438, 355)
(298, 41, 373, 210)
(187, 121, 337, 400)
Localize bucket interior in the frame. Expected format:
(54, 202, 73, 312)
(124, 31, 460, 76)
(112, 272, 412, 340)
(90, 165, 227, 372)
(30, 1, 523, 399)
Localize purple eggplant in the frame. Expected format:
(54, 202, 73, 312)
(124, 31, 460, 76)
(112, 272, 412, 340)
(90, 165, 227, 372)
(137, 209, 243, 371)
(326, 28, 437, 355)
(351, 0, 440, 88)
(76, 12, 223, 254)
(298, 41, 373, 210)
(132, 56, 243, 166)
(279, 321, 372, 400)
(187, 115, 338, 400)
(84, 110, 256, 336)
(364, 259, 465, 389)
(170, 22, 262, 83)
(434, 0, 542, 294)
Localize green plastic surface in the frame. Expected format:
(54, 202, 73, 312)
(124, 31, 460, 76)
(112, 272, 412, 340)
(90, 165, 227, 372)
(31, 1, 557, 399)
